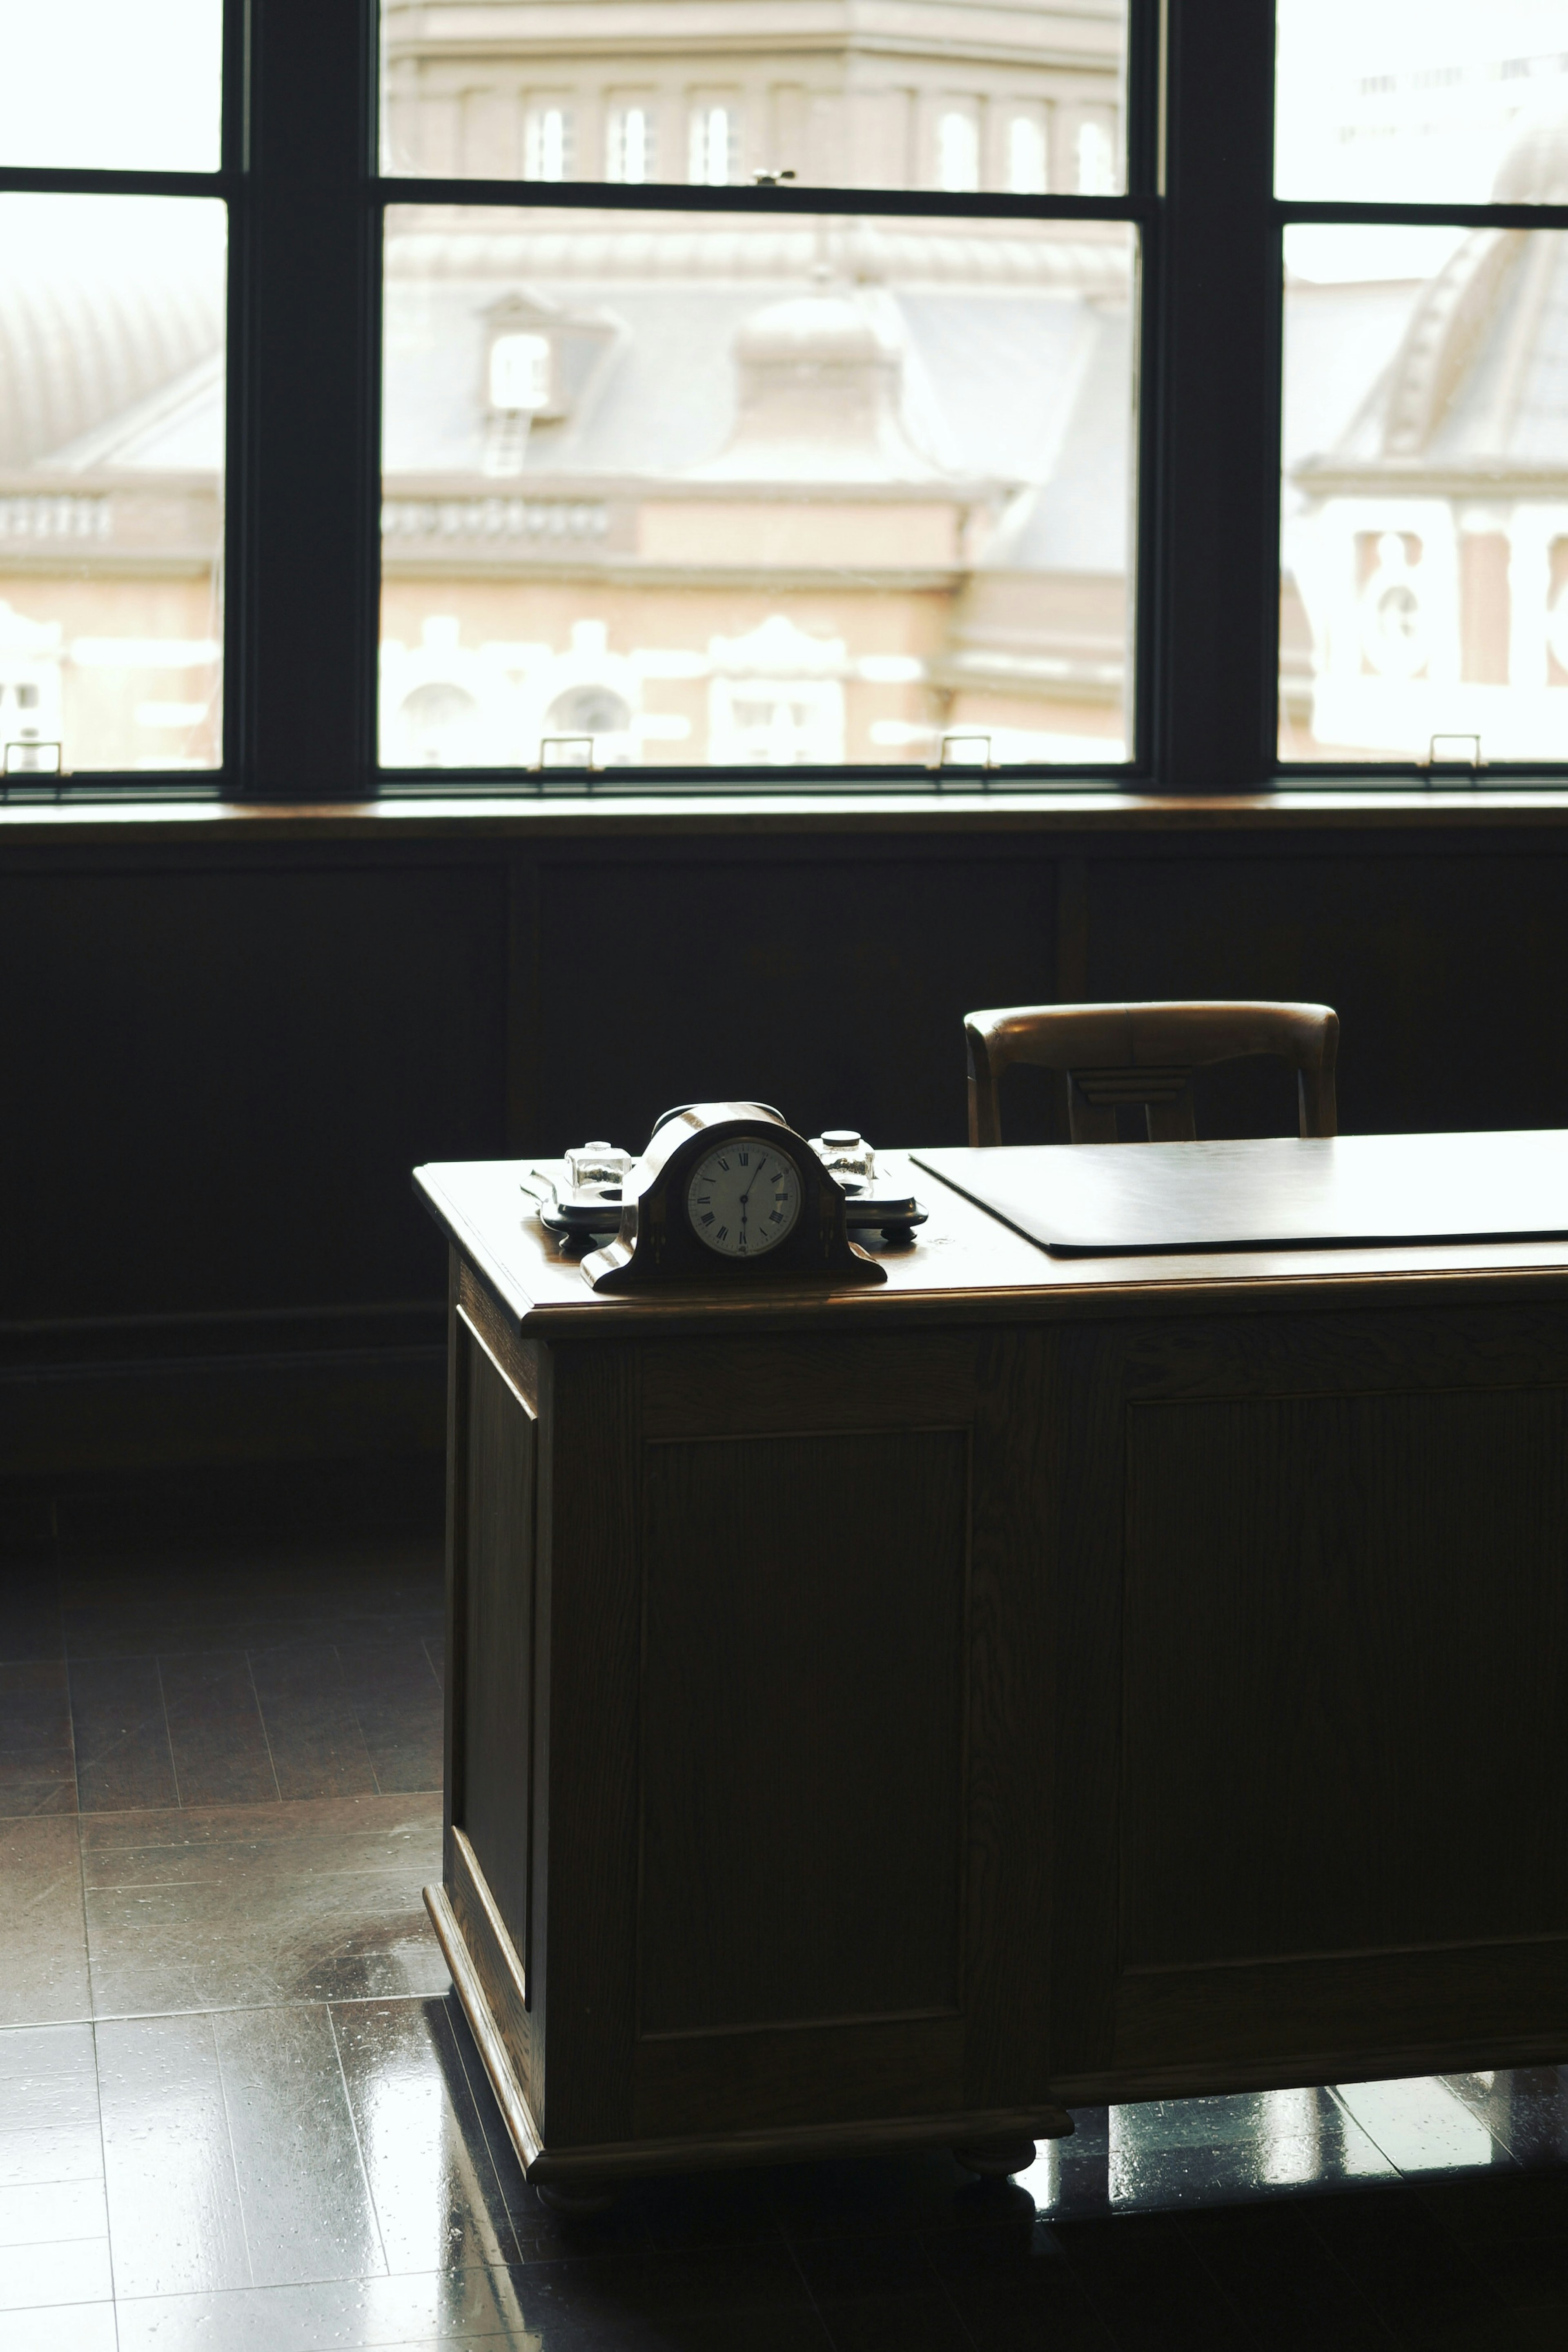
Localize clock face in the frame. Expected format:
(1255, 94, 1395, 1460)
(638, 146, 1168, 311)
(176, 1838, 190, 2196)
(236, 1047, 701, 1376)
(685, 1135, 803, 1258)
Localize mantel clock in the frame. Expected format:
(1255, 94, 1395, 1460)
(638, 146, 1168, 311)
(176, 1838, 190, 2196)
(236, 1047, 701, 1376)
(581, 1102, 886, 1290)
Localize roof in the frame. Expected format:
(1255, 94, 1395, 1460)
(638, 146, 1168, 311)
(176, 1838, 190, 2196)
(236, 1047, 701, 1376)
(1298, 110, 1568, 493)
(380, 217, 1136, 570)
(0, 203, 222, 470)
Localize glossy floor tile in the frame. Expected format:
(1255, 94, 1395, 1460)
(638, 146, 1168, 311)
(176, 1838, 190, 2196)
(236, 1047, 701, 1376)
(0, 1817, 91, 2026)
(1019, 2087, 1398, 2218)
(1335, 2074, 1519, 2178)
(98, 2010, 252, 2297)
(7, 1461, 1568, 2349)
(112, 2262, 543, 2351)
(246, 1637, 383, 1801)
(0, 2028, 112, 2326)
(159, 1649, 280, 1807)
(336, 1637, 445, 1795)
(216, 2003, 387, 2285)
(80, 1793, 448, 2015)
(0, 1661, 75, 1816)
(4, 2304, 120, 2352)
(0, 2020, 102, 2148)
(332, 1996, 519, 2274)
(69, 1650, 181, 1811)
(1444, 2070, 1568, 2169)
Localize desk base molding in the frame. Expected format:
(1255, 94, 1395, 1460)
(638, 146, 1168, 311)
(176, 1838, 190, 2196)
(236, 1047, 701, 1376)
(1052, 2030, 1568, 2111)
(424, 1880, 543, 2172)
(428, 1880, 1074, 2184)
(514, 2105, 1076, 2185)
(433, 1846, 1565, 2180)
(1113, 1937, 1568, 2078)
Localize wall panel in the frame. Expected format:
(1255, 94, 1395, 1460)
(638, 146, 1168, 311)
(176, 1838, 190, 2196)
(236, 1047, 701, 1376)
(532, 848, 1060, 1155)
(4, 811, 1568, 1468)
(1086, 850, 1568, 1138)
(0, 859, 507, 1320)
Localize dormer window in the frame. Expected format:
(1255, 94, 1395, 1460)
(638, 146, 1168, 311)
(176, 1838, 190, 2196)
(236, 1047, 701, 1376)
(489, 332, 552, 416)
(483, 314, 557, 475)
(478, 292, 620, 476)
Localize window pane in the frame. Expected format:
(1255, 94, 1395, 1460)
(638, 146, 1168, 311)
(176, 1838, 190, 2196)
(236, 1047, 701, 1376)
(0, 198, 225, 777)
(381, 207, 1137, 773)
(381, 2, 1128, 196)
(1281, 224, 1568, 765)
(1277, 0, 1568, 203)
(0, 0, 221, 173)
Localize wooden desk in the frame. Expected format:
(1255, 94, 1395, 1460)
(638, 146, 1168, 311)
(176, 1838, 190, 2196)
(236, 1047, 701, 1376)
(415, 1145, 1568, 2198)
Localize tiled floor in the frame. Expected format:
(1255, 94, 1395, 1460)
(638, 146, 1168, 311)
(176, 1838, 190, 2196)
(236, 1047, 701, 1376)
(4, 1461, 1568, 2350)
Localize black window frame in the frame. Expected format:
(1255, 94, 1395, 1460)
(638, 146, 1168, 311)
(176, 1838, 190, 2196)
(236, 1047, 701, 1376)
(4, 0, 1566, 803)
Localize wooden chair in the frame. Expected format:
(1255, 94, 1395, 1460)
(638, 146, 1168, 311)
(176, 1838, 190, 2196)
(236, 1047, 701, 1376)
(964, 1000, 1339, 1146)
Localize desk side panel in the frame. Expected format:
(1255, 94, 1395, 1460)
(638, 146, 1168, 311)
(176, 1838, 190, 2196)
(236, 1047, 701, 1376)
(535, 1339, 645, 2147)
(459, 1325, 537, 1969)
(448, 1289, 542, 2111)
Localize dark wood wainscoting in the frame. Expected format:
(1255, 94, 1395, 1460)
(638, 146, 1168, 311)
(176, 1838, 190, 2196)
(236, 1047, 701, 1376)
(7, 795, 1568, 1469)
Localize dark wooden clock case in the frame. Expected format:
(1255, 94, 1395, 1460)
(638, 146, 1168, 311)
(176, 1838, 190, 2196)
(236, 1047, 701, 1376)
(581, 1102, 888, 1291)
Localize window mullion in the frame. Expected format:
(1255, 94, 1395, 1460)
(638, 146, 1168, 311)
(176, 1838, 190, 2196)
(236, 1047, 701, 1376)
(1152, 0, 1280, 791)
(235, 0, 377, 800)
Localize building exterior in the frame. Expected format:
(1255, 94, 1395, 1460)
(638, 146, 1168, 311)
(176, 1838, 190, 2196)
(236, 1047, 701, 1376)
(0, 1, 1134, 778)
(0, 204, 223, 775)
(381, 0, 1126, 196)
(376, 0, 1134, 771)
(379, 206, 1135, 769)
(1284, 115, 1568, 763)
(9, 8, 1567, 778)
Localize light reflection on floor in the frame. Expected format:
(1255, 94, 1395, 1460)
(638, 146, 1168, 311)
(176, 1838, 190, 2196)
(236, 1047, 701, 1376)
(1013, 2073, 1532, 2219)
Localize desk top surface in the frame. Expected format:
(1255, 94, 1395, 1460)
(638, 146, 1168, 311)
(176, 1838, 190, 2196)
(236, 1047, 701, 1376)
(416, 1135, 1568, 1338)
(915, 1130, 1568, 1258)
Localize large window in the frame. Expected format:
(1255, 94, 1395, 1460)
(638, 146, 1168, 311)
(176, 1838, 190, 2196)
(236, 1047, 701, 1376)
(380, 207, 1138, 774)
(5, 1, 1566, 797)
(0, 2, 227, 780)
(1277, 0, 1568, 770)
(376, 2, 1140, 780)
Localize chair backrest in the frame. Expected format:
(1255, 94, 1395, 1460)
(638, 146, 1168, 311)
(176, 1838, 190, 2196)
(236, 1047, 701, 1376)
(964, 1000, 1339, 1145)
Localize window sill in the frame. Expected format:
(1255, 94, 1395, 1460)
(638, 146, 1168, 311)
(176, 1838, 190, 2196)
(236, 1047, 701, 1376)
(8, 782, 1568, 844)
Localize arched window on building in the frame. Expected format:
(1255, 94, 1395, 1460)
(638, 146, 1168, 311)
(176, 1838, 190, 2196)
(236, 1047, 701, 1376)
(545, 682, 633, 739)
(1008, 110, 1049, 195)
(937, 105, 981, 193)
(689, 101, 734, 185)
(398, 679, 482, 765)
(607, 101, 655, 184)
(525, 102, 572, 182)
(1076, 112, 1115, 194)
